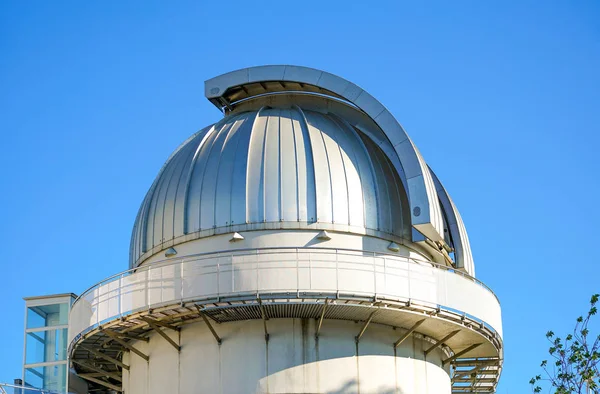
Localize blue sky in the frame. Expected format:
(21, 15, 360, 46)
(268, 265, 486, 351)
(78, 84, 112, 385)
(1, 1, 599, 392)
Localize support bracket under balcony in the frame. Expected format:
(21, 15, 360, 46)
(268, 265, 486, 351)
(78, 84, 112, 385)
(315, 298, 329, 341)
(424, 330, 460, 356)
(104, 330, 149, 361)
(355, 308, 379, 343)
(72, 360, 122, 382)
(80, 345, 129, 370)
(442, 343, 482, 366)
(77, 374, 122, 392)
(141, 317, 180, 352)
(196, 305, 222, 345)
(394, 318, 426, 348)
(257, 298, 269, 341)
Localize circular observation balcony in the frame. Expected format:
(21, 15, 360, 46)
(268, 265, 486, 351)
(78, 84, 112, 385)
(68, 248, 503, 393)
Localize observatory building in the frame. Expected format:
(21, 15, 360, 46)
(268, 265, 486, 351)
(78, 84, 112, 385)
(66, 66, 503, 393)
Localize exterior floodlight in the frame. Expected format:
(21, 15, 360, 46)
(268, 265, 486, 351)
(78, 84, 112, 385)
(229, 232, 244, 242)
(164, 247, 177, 257)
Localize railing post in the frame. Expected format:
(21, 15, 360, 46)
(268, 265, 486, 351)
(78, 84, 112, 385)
(232, 254, 235, 293)
(407, 257, 411, 300)
(180, 258, 184, 304)
(144, 268, 148, 311)
(373, 252, 376, 295)
(119, 274, 123, 319)
(336, 249, 339, 292)
(309, 251, 312, 290)
(255, 250, 259, 292)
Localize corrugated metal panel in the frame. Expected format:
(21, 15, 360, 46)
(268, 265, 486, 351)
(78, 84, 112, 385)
(331, 116, 378, 231)
(292, 107, 316, 222)
(304, 111, 332, 223)
(130, 107, 414, 267)
(246, 109, 268, 223)
(184, 124, 220, 233)
(264, 109, 281, 223)
(279, 109, 298, 222)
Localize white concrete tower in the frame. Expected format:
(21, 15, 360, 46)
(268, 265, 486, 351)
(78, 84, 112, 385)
(68, 66, 502, 394)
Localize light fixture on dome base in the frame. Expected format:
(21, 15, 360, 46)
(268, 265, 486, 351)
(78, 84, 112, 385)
(316, 230, 331, 241)
(229, 232, 244, 242)
(388, 242, 400, 252)
(164, 247, 177, 257)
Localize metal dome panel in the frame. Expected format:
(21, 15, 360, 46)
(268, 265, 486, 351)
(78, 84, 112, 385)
(130, 107, 411, 267)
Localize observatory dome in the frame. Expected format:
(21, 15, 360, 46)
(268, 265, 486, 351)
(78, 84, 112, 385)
(130, 106, 412, 267)
(69, 66, 501, 394)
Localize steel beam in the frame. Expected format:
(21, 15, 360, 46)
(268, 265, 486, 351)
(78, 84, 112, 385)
(72, 360, 122, 382)
(257, 298, 269, 341)
(443, 343, 482, 366)
(80, 345, 129, 370)
(78, 374, 122, 392)
(424, 330, 460, 356)
(104, 330, 149, 361)
(196, 306, 222, 345)
(142, 317, 180, 351)
(394, 319, 426, 348)
(315, 299, 329, 340)
(355, 309, 378, 343)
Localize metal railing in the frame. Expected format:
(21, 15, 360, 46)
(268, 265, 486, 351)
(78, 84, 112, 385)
(75, 248, 497, 304)
(69, 248, 503, 346)
(0, 383, 61, 394)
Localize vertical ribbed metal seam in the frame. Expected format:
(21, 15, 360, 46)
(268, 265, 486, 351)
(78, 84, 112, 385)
(182, 125, 217, 234)
(198, 117, 239, 230)
(318, 115, 335, 224)
(147, 154, 174, 251)
(161, 141, 195, 245)
(171, 129, 209, 240)
(130, 201, 143, 265)
(245, 107, 267, 224)
(349, 127, 383, 232)
(293, 106, 317, 223)
(213, 116, 243, 228)
(135, 193, 151, 258)
(278, 113, 283, 221)
(314, 112, 350, 226)
(135, 128, 206, 263)
(378, 148, 405, 237)
(365, 137, 393, 233)
(328, 114, 368, 229)
(261, 113, 271, 222)
(288, 108, 301, 221)
(329, 116, 370, 230)
(140, 180, 160, 256)
(229, 112, 259, 227)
